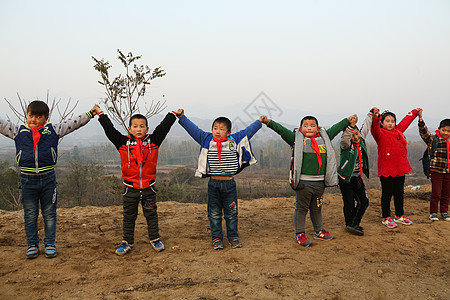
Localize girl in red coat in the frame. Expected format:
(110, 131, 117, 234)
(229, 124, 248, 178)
(371, 108, 421, 228)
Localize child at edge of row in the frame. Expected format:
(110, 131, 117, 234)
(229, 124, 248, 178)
(418, 111, 450, 221)
(261, 113, 354, 247)
(337, 108, 377, 236)
(371, 107, 421, 229)
(177, 109, 263, 250)
(0, 100, 98, 259)
(93, 105, 184, 256)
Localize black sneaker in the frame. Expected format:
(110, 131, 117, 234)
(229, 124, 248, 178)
(212, 238, 223, 250)
(346, 225, 364, 236)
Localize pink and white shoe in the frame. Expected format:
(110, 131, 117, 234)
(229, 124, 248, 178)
(382, 217, 398, 228)
(394, 215, 413, 225)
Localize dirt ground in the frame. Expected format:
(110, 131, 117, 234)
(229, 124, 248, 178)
(0, 184, 448, 300)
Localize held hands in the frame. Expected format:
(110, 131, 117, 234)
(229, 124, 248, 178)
(173, 109, 184, 118)
(259, 115, 270, 125)
(371, 107, 380, 118)
(347, 114, 358, 127)
(371, 107, 380, 117)
(91, 104, 102, 116)
(417, 108, 423, 121)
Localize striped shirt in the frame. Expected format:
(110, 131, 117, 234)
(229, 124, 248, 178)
(207, 139, 239, 175)
(352, 144, 362, 177)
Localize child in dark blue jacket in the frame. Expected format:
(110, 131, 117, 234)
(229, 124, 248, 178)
(0, 100, 96, 259)
(178, 110, 263, 249)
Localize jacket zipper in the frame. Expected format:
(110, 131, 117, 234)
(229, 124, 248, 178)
(35, 144, 39, 173)
(139, 165, 143, 189)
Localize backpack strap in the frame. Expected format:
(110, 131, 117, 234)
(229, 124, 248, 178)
(430, 134, 439, 158)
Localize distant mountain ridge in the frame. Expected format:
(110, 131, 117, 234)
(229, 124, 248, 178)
(0, 114, 430, 147)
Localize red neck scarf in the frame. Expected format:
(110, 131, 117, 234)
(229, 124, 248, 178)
(30, 125, 44, 157)
(309, 133, 322, 174)
(135, 138, 144, 167)
(355, 141, 363, 176)
(436, 130, 450, 170)
(213, 137, 227, 163)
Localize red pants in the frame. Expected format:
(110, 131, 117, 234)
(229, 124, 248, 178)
(430, 171, 450, 214)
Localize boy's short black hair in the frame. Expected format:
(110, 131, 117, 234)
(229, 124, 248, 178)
(381, 111, 396, 124)
(27, 100, 49, 118)
(212, 117, 232, 132)
(129, 114, 148, 127)
(300, 116, 318, 127)
(439, 119, 450, 129)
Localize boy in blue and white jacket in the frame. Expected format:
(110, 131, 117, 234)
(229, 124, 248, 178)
(178, 110, 263, 250)
(0, 100, 97, 259)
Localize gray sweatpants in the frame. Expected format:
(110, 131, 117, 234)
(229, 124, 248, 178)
(294, 181, 325, 234)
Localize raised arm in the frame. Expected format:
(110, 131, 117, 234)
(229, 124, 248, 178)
(0, 117, 20, 140)
(263, 117, 295, 147)
(359, 108, 377, 139)
(98, 113, 128, 150)
(178, 114, 211, 145)
(341, 127, 354, 150)
(396, 108, 420, 133)
(418, 110, 433, 146)
(232, 119, 262, 141)
(341, 115, 358, 150)
(326, 117, 350, 140)
(53, 111, 94, 138)
(370, 111, 382, 144)
(150, 112, 178, 147)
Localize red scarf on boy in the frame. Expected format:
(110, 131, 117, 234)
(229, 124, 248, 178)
(135, 138, 144, 167)
(436, 130, 450, 170)
(355, 141, 363, 176)
(213, 137, 227, 163)
(30, 125, 44, 157)
(309, 133, 323, 174)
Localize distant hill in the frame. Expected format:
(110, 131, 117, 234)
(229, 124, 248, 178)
(0, 114, 430, 148)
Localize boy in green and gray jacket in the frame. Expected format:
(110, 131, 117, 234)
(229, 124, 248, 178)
(261, 114, 353, 247)
(337, 108, 376, 236)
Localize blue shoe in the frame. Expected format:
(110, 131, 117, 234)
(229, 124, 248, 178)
(229, 238, 242, 249)
(442, 213, 450, 221)
(150, 238, 165, 252)
(26, 245, 39, 259)
(115, 241, 133, 256)
(44, 245, 57, 258)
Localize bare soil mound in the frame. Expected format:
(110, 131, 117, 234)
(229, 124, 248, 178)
(0, 185, 448, 299)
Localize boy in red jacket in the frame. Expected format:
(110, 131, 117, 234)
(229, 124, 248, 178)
(371, 108, 421, 228)
(94, 105, 183, 255)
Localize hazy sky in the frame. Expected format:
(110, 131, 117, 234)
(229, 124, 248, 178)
(1, 0, 449, 127)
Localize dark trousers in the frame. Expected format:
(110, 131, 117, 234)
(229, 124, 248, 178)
(122, 186, 159, 244)
(338, 176, 369, 227)
(430, 171, 450, 214)
(380, 175, 405, 218)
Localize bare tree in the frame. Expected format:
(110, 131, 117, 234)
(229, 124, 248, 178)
(4, 90, 78, 123)
(92, 49, 167, 132)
